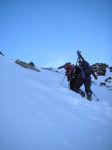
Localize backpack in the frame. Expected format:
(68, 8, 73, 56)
(80, 61, 92, 75)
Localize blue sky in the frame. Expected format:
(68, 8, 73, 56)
(0, 0, 111, 67)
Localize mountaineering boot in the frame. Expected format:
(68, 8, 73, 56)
(87, 92, 92, 101)
(78, 89, 85, 97)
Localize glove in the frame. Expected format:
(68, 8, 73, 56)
(95, 76, 97, 80)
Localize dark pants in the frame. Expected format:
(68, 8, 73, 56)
(73, 76, 92, 96)
(70, 78, 77, 90)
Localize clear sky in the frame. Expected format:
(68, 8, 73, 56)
(0, 0, 112, 67)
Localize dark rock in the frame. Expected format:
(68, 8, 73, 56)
(100, 82, 106, 86)
(29, 62, 35, 67)
(105, 77, 112, 82)
(91, 63, 108, 76)
(0, 51, 4, 56)
(109, 66, 112, 72)
(15, 59, 40, 72)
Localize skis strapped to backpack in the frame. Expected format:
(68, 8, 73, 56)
(77, 50, 86, 79)
(77, 50, 91, 79)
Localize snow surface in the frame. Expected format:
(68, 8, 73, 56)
(0, 55, 112, 150)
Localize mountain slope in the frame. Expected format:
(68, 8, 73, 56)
(0, 55, 112, 150)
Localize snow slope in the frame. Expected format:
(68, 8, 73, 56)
(0, 55, 112, 150)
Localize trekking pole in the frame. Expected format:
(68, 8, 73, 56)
(60, 75, 66, 86)
(92, 91, 100, 101)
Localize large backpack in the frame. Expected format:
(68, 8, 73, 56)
(80, 61, 92, 76)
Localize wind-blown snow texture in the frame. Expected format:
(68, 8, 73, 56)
(0, 55, 112, 150)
